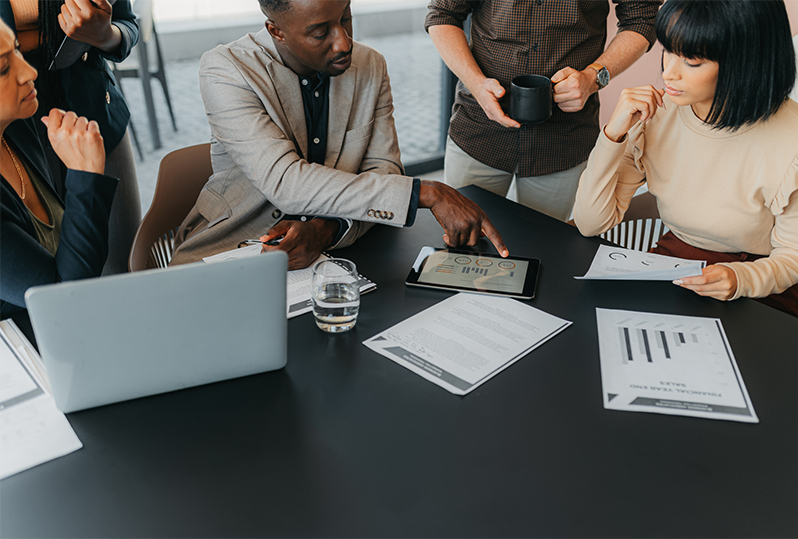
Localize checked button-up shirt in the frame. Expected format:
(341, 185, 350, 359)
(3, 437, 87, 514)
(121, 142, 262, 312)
(425, 0, 661, 177)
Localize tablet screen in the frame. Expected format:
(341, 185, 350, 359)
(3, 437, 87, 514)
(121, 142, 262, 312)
(406, 247, 540, 299)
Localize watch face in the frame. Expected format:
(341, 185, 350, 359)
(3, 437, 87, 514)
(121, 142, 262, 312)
(597, 67, 610, 88)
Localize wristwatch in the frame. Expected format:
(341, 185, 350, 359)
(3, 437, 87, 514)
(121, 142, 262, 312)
(588, 63, 610, 90)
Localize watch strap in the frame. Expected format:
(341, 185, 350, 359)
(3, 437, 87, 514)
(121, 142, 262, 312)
(588, 63, 609, 89)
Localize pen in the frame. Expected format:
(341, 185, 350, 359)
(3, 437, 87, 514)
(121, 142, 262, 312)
(89, 0, 113, 14)
(238, 238, 283, 248)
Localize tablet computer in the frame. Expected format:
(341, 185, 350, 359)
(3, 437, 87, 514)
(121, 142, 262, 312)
(405, 246, 540, 299)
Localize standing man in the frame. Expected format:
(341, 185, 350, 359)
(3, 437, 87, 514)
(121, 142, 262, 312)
(426, 0, 662, 221)
(171, 0, 507, 269)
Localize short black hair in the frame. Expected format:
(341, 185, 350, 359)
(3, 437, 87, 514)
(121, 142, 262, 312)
(655, 0, 796, 130)
(258, 0, 291, 16)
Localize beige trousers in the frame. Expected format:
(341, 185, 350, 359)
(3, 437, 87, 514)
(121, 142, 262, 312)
(443, 137, 586, 222)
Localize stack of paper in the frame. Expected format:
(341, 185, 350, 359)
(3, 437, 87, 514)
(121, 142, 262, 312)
(0, 321, 82, 479)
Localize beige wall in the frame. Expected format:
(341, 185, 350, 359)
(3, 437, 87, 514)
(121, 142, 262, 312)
(788, 0, 798, 33)
(599, 0, 798, 125)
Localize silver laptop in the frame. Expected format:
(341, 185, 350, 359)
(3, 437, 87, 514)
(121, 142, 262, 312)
(24, 253, 288, 413)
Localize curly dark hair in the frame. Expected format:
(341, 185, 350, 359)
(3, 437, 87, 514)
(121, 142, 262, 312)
(258, 0, 292, 16)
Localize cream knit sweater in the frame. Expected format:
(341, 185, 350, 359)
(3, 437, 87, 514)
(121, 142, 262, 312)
(574, 96, 798, 300)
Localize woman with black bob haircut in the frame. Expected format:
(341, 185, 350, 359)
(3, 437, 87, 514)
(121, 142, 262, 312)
(658, 0, 795, 130)
(574, 0, 798, 316)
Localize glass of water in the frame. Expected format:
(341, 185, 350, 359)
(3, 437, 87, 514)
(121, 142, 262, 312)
(311, 258, 360, 333)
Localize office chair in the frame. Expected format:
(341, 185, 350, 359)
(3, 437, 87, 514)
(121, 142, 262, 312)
(599, 191, 669, 252)
(128, 143, 212, 271)
(112, 0, 177, 151)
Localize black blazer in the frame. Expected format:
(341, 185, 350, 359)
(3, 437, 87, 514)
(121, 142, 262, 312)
(0, 118, 118, 317)
(0, 0, 139, 152)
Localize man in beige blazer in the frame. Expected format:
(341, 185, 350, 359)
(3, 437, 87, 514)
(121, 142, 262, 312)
(170, 0, 507, 269)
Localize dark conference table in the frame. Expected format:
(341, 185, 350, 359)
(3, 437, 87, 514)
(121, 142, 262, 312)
(2, 186, 797, 538)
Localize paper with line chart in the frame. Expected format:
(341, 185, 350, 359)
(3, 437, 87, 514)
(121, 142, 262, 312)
(596, 308, 757, 423)
(576, 245, 705, 280)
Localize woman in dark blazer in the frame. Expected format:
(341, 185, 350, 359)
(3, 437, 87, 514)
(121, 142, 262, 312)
(0, 18, 117, 317)
(0, 0, 140, 274)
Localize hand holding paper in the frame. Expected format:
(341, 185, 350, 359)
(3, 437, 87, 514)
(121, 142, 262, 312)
(673, 264, 738, 301)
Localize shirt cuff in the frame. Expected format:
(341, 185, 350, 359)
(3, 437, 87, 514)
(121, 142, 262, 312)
(283, 215, 349, 248)
(405, 178, 421, 227)
(322, 217, 351, 248)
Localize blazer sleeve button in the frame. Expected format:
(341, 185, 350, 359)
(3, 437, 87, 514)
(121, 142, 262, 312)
(368, 209, 375, 217)
(272, 209, 282, 219)
(106, 91, 111, 104)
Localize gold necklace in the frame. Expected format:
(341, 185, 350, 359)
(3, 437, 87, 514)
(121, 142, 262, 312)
(1, 136, 26, 200)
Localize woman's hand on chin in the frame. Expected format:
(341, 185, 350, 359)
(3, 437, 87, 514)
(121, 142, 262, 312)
(604, 86, 665, 143)
(673, 265, 738, 301)
(41, 109, 105, 175)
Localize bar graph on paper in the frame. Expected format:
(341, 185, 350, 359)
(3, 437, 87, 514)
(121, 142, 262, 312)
(617, 326, 706, 363)
(596, 308, 758, 423)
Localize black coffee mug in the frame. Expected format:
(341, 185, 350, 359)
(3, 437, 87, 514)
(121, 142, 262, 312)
(509, 75, 552, 125)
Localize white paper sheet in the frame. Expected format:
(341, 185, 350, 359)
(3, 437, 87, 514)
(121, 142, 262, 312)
(0, 329, 82, 480)
(202, 244, 262, 263)
(595, 308, 757, 423)
(285, 257, 377, 318)
(204, 249, 376, 318)
(0, 320, 50, 392)
(364, 293, 571, 395)
(576, 245, 705, 280)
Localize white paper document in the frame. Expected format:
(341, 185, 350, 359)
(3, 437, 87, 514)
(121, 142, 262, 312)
(596, 308, 757, 423)
(283, 255, 376, 318)
(0, 327, 82, 480)
(204, 249, 376, 318)
(364, 293, 571, 395)
(202, 243, 262, 263)
(576, 244, 705, 280)
(0, 320, 50, 392)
